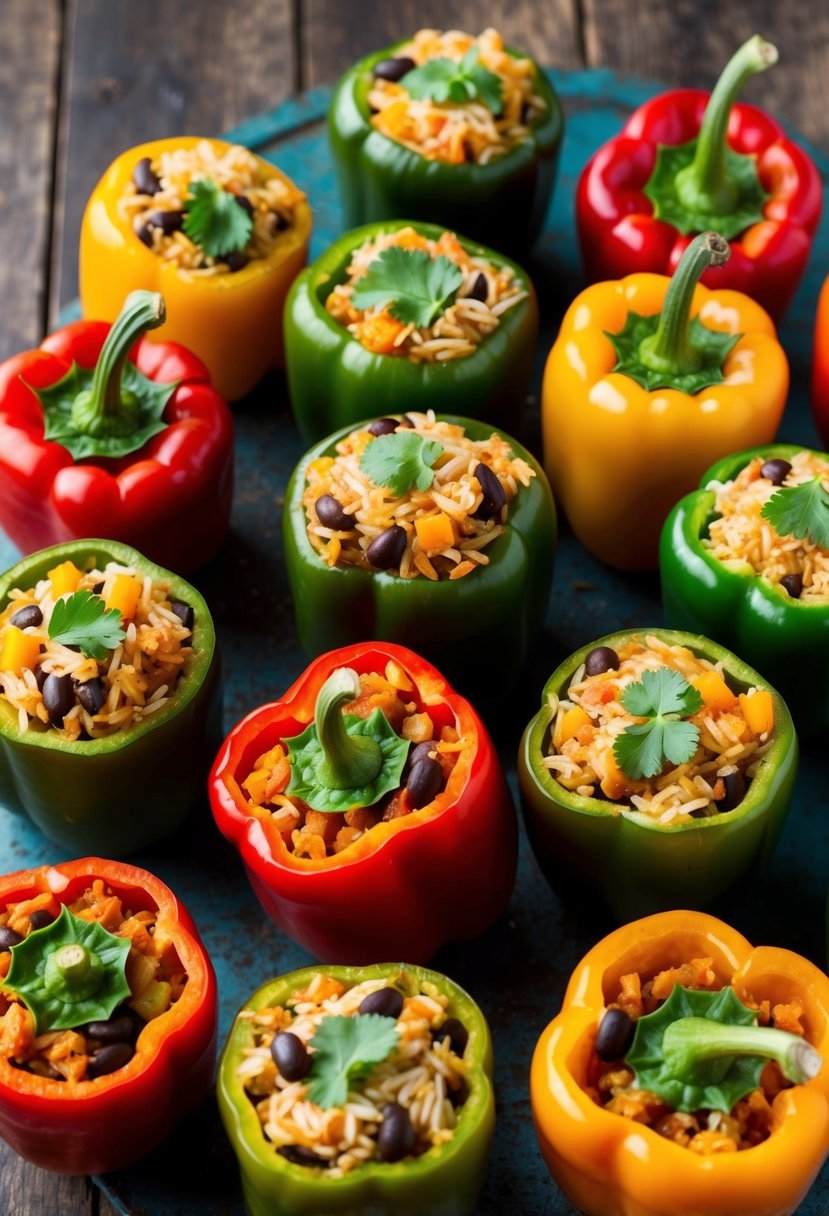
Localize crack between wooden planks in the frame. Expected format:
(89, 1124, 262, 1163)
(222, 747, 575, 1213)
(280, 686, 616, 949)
(572, 0, 590, 67)
(41, 0, 69, 338)
(291, 0, 303, 93)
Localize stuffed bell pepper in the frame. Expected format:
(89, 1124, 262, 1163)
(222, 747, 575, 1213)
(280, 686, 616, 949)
(284, 220, 538, 442)
(577, 35, 822, 320)
(0, 857, 217, 1174)
(661, 444, 829, 735)
(531, 910, 829, 1216)
(328, 27, 562, 257)
(283, 413, 555, 694)
(218, 963, 493, 1216)
(209, 643, 516, 963)
(0, 290, 233, 573)
(542, 231, 788, 570)
(0, 538, 221, 855)
(518, 628, 797, 921)
(80, 136, 312, 400)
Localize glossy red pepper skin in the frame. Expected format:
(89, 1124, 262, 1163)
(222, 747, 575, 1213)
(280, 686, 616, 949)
(0, 858, 217, 1174)
(577, 90, 822, 320)
(209, 643, 517, 964)
(812, 275, 829, 448)
(0, 319, 234, 573)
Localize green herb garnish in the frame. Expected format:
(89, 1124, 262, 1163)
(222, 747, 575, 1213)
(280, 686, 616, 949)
(182, 178, 253, 258)
(350, 248, 464, 328)
(307, 1014, 400, 1108)
(761, 477, 829, 550)
(48, 589, 126, 659)
(399, 47, 503, 114)
(612, 668, 703, 781)
(608, 312, 741, 395)
(359, 431, 444, 498)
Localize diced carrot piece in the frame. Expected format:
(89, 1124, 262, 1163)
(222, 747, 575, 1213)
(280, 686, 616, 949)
(356, 311, 406, 355)
(394, 230, 430, 252)
(106, 573, 142, 620)
(555, 706, 591, 749)
(264, 755, 291, 800)
(373, 100, 410, 139)
(304, 810, 341, 848)
(307, 456, 334, 478)
(385, 659, 414, 693)
(48, 561, 82, 598)
(0, 626, 41, 676)
(692, 671, 738, 713)
(415, 512, 454, 554)
(739, 690, 775, 736)
(434, 232, 469, 264)
(0, 1003, 34, 1058)
(600, 749, 628, 801)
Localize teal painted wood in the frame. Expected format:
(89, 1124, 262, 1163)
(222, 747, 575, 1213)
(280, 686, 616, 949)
(2, 69, 828, 1215)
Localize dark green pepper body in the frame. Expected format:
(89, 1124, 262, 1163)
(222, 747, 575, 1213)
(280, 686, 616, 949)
(660, 444, 829, 735)
(284, 220, 539, 444)
(327, 43, 564, 258)
(217, 963, 494, 1216)
(518, 628, 798, 922)
(0, 539, 221, 856)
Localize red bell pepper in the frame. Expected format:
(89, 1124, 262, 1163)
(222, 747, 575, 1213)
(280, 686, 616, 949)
(812, 274, 829, 448)
(0, 291, 233, 573)
(576, 36, 821, 321)
(0, 857, 217, 1174)
(209, 642, 517, 964)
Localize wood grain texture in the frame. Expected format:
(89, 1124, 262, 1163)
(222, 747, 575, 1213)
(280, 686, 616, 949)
(0, 1158, 95, 1216)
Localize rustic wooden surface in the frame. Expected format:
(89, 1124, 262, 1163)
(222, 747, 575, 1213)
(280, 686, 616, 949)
(0, 1, 827, 1212)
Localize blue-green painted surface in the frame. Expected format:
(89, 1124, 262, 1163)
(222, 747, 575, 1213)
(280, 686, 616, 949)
(1, 68, 828, 1215)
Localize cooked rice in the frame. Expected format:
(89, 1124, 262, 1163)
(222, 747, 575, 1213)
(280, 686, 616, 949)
(704, 451, 829, 602)
(303, 411, 534, 581)
(0, 561, 192, 741)
(369, 28, 545, 164)
(237, 970, 468, 1177)
(543, 635, 774, 823)
(118, 139, 305, 274)
(325, 226, 527, 362)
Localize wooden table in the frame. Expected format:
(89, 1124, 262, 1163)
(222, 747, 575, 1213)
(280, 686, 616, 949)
(1, 2, 827, 1212)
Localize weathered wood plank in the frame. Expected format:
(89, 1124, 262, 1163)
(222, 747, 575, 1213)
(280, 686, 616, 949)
(0, 1157, 95, 1216)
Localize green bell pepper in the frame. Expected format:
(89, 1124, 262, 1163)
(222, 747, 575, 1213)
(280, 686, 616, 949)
(518, 628, 797, 922)
(284, 220, 539, 444)
(282, 416, 556, 695)
(0, 538, 221, 855)
(327, 42, 563, 258)
(660, 443, 829, 735)
(217, 962, 494, 1216)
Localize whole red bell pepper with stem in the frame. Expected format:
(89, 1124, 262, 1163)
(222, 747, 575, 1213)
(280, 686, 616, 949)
(0, 290, 233, 573)
(577, 35, 821, 321)
(209, 642, 517, 964)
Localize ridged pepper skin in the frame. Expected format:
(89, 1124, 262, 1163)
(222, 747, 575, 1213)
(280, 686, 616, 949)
(327, 43, 563, 258)
(541, 273, 787, 571)
(0, 539, 222, 856)
(283, 417, 555, 694)
(660, 444, 829, 736)
(218, 963, 494, 1216)
(0, 858, 217, 1175)
(284, 220, 539, 443)
(812, 277, 829, 448)
(209, 643, 517, 963)
(531, 910, 829, 1216)
(79, 137, 312, 400)
(518, 628, 797, 921)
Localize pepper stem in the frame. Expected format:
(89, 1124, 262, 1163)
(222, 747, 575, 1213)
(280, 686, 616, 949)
(70, 290, 166, 438)
(638, 232, 730, 376)
(43, 942, 105, 1002)
(675, 35, 778, 217)
(314, 668, 383, 791)
(662, 1016, 822, 1086)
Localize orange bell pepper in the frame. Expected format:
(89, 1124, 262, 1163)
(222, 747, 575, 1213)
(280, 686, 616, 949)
(531, 910, 829, 1216)
(542, 231, 788, 570)
(79, 137, 312, 401)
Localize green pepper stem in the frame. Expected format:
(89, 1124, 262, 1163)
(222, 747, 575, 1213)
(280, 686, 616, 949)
(43, 941, 105, 1002)
(314, 667, 382, 791)
(662, 1016, 822, 1086)
(638, 232, 730, 375)
(675, 35, 778, 217)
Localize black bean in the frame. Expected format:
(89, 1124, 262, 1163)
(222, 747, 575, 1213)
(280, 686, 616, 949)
(235, 195, 255, 218)
(377, 1102, 416, 1163)
(595, 1008, 635, 1061)
(42, 673, 74, 726)
(136, 224, 154, 248)
(315, 494, 353, 531)
(277, 1145, 326, 1168)
(433, 1017, 468, 1056)
(133, 157, 162, 196)
(720, 768, 745, 811)
(373, 56, 416, 83)
(449, 1079, 469, 1108)
(0, 927, 23, 951)
(29, 910, 55, 931)
(472, 463, 506, 520)
(367, 417, 400, 437)
(170, 600, 195, 631)
(92, 582, 105, 595)
(76, 677, 105, 716)
(146, 209, 184, 235)
(10, 605, 43, 630)
(366, 525, 407, 570)
(406, 757, 444, 809)
(467, 273, 489, 304)
(87, 1042, 135, 1079)
(270, 1031, 311, 1081)
(761, 458, 792, 486)
(781, 572, 803, 599)
(34, 666, 48, 692)
(270, 211, 290, 234)
(359, 987, 404, 1019)
(81, 1014, 140, 1045)
(407, 741, 436, 769)
(224, 251, 249, 273)
(584, 646, 620, 677)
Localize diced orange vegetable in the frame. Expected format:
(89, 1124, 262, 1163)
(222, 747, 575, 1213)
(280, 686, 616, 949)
(307, 456, 334, 478)
(600, 749, 628, 801)
(373, 100, 410, 139)
(0, 626, 41, 676)
(415, 512, 454, 553)
(739, 690, 775, 736)
(356, 311, 406, 355)
(48, 561, 82, 598)
(556, 706, 591, 748)
(692, 671, 738, 713)
(395, 230, 430, 253)
(106, 573, 142, 620)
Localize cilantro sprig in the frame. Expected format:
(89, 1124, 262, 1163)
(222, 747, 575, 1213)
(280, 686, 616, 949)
(351, 247, 464, 328)
(182, 178, 253, 258)
(761, 477, 829, 550)
(48, 590, 126, 659)
(360, 431, 444, 497)
(399, 47, 503, 114)
(307, 1014, 400, 1108)
(612, 668, 703, 781)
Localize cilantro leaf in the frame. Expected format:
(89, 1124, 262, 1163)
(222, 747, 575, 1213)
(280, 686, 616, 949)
(399, 48, 503, 114)
(182, 178, 253, 258)
(48, 590, 125, 660)
(360, 431, 444, 497)
(761, 478, 829, 550)
(307, 1014, 399, 1109)
(350, 248, 464, 328)
(613, 668, 703, 781)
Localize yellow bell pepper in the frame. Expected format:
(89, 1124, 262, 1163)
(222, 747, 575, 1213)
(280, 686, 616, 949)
(79, 136, 312, 401)
(542, 232, 788, 570)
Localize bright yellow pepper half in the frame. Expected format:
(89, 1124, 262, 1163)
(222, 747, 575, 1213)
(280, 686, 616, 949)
(80, 137, 312, 401)
(542, 232, 788, 570)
